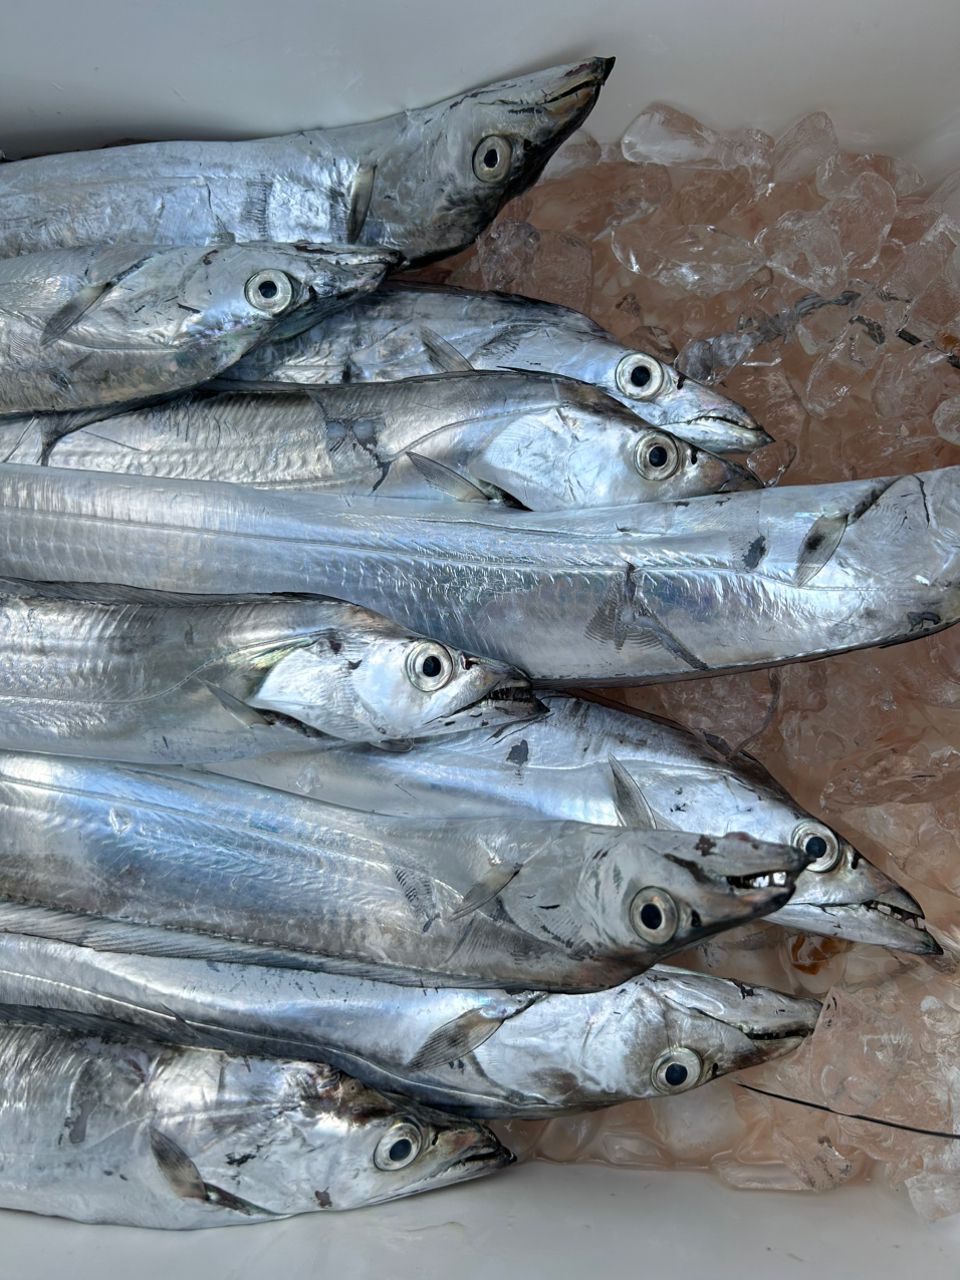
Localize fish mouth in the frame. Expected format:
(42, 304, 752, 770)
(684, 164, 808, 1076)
(436, 684, 547, 731)
(717, 460, 764, 491)
(681, 414, 775, 450)
(540, 57, 616, 116)
(441, 1140, 516, 1181)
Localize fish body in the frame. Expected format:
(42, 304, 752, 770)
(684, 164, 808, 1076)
(0, 464, 956, 684)
(221, 695, 933, 954)
(0, 1015, 509, 1227)
(8, 373, 755, 509)
(0, 243, 394, 413)
(0, 584, 535, 763)
(0, 933, 820, 1118)
(0, 61, 612, 265)
(0, 752, 807, 991)
(231, 281, 768, 454)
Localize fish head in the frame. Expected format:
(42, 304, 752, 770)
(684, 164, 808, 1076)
(607, 350, 772, 454)
(619, 967, 821, 1097)
(247, 614, 542, 744)
(367, 58, 613, 264)
(469, 383, 757, 509)
(173, 241, 397, 358)
(266, 1066, 512, 1211)
(581, 830, 813, 966)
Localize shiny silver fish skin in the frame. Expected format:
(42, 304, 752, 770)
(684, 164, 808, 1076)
(0, 753, 809, 992)
(0, 1016, 510, 1227)
(0, 60, 612, 266)
(221, 695, 935, 955)
(0, 934, 821, 1119)
(0, 242, 395, 414)
(8, 373, 757, 509)
(0, 584, 536, 762)
(229, 281, 770, 455)
(0, 464, 957, 685)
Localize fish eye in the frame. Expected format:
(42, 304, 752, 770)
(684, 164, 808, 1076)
(651, 1048, 703, 1094)
(629, 888, 680, 943)
(792, 821, 842, 873)
(405, 641, 455, 692)
(373, 1120, 423, 1171)
(615, 353, 666, 401)
(244, 269, 295, 315)
(473, 135, 513, 183)
(634, 433, 680, 480)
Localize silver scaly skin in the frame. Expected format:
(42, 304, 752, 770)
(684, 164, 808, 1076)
(0, 752, 811, 992)
(0, 1015, 510, 1227)
(230, 281, 770, 455)
(0, 583, 537, 763)
(220, 695, 935, 955)
(3, 373, 757, 509)
(0, 933, 821, 1119)
(0, 242, 395, 414)
(0, 60, 613, 265)
(0, 464, 958, 684)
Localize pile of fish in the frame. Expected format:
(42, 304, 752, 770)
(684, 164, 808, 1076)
(0, 57, 949, 1230)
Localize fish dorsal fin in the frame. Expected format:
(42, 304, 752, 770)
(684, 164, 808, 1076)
(795, 512, 848, 587)
(421, 327, 475, 374)
(406, 450, 491, 502)
(347, 164, 376, 242)
(608, 754, 658, 830)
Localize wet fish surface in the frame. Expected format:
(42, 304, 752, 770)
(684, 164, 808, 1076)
(221, 695, 934, 954)
(0, 61, 612, 264)
(0, 464, 956, 684)
(0, 1015, 510, 1227)
(5, 373, 755, 509)
(230, 281, 769, 455)
(0, 933, 821, 1119)
(0, 242, 394, 413)
(0, 583, 537, 763)
(0, 752, 808, 991)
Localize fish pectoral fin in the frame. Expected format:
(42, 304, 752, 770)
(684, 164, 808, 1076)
(405, 451, 492, 503)
(150, 1128, 209, 1202)
(40, 280, 116, 346)
(347, 164, 377, 241)
(407, 1008, 508, 1071)
(448, 862, 524, 921)
(199, 680, 273, 729)
(420, 327, 475, 374)
(795, 512, 848, 587)
(150, 1128, 273, 1217)
(608, 754, 659, 830)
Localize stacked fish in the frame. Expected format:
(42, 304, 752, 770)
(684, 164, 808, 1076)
(0, 58, 949, 1230)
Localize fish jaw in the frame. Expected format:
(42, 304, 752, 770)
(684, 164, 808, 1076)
(770, 892, 942, 955)
(271, 244, 399, 339)
(421, 684, 548, 736)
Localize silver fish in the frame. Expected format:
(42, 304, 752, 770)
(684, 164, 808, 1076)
(0, 753, 809, 992)
(0, 582, 537, 762)
(221, 695, 935, 955)
(0, 464, 956, 684)
(9, 373, 757, 509)
(0, 242, 394, 413)
(0, 933, 821, 1119)
(230, 281, 770, 455)
(0, 1015, 510, 1227)
(0, 60, 613, 265)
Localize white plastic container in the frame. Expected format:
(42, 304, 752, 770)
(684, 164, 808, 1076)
(3, 0, 960, 1271)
